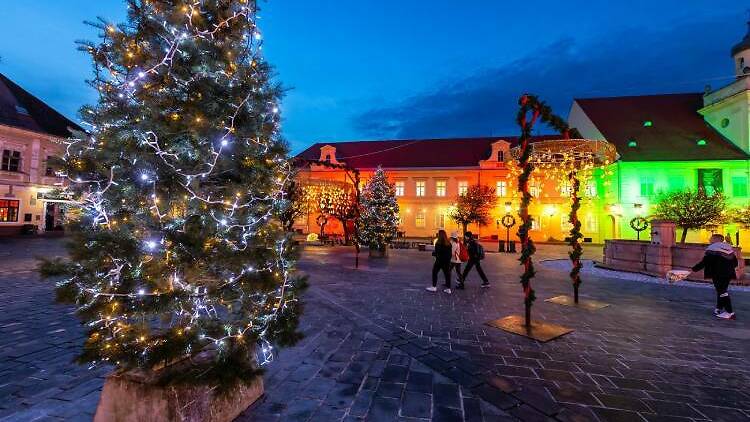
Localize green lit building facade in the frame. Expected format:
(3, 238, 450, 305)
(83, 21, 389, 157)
(568, 21, 750, 242)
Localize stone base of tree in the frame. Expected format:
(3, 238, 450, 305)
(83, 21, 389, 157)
(368, 245, 388, 258)
(94, 362, 263, 422)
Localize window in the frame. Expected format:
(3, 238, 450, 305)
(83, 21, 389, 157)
(15, 105, 29, 115)
(561, 218, 572, 232)
(45, 156, 55, 176)
(458, 181, 468, 196)
(732, 176, 748, 197)
(530, 216, 539, 230)
(640, 176, 654, 197)
(560, 182, 571, 197)
(24, 213, 32, 222)
(394, 181, 405, 197)
(1, 150, 21, 172)
(435, 213, 445, 228)
(496, 181, 507, 197)
(0, 200, 19, 222)
(415, 211, 426, 228)
(497, 150, 504, 161)
(585, 183, 597, 197)
(530, 183, 540, 198)
(697, 169, 723, 195)
(584, 215, 598, 233)
(667, 176, 685, 191)
(435, 180, 446, 197)
(415, 181, 425, 197)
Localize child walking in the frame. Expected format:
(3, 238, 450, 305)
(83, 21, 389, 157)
(448, 232, 463, 293)
(692, 234, 738, 320)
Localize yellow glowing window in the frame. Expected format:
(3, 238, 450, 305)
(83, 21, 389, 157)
(458, 181, 468, 196)
(394, 181, 405, 197)
(415, 181, 426, 197)
(496, 181, 507, 197)
(436, 180, 446, 197)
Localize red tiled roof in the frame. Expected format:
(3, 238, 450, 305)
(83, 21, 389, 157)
(0, 73, 83, 138)
(575, 93, 748, 161)
(296, 136, 562, 169)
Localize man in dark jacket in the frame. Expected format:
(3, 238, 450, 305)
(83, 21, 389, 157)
(692, 234, 738, 320)
(458, 231, 489, 289)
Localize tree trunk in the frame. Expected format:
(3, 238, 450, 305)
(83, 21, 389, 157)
(342, 221, 350, 245)
(462, 223, 468, 236)
(680, 227, 688, 244)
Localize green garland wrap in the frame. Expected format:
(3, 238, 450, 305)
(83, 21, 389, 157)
(516, 94, 582, 326)
(568, 172, 583, 303)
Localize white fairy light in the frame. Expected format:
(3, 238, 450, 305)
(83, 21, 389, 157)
(57, 0, 299, 379)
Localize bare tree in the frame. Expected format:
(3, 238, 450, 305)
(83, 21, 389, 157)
(449, 184, 497, 235)
(654, 189, 726, 243)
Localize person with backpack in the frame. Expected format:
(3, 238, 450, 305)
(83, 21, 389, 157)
(459, 231, 489, 289)
(427, 229, 453, 294)
(691, 233, 738, 320)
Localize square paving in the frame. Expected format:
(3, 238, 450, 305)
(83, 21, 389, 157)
(1, 238, 748, 421)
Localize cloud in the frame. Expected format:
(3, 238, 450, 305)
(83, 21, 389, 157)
(352, 14, 739, 139)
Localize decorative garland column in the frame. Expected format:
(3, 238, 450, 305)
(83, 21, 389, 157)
(516, 95, 540, 327)
(567, 171, 583, 303)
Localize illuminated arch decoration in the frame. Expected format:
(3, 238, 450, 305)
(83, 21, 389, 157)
(510, 139, 618, 304)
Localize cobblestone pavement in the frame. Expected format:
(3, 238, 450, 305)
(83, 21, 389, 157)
(1, 239, 749, 421)
(264, 245, 749, 422)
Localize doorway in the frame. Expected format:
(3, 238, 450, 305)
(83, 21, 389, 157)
(45, 203, 55, 231)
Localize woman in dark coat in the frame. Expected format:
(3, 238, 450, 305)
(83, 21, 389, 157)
(427, 230, 452, 292)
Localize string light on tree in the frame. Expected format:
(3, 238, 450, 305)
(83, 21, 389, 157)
(41, 0, 305, 391)
(358, 167, 399, 254)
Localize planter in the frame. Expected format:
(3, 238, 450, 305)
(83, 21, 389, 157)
(368, 245, 388, 258)
(94, 354, 263, 422)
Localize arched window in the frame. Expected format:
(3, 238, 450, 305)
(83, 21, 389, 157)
(497, 150, 504, 162)
(325, 154, 331, 162)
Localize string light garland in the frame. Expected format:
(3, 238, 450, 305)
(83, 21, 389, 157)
(42, 0, 305, 391)
(515, 94, 613, 325)
(510, 138, 617, 304)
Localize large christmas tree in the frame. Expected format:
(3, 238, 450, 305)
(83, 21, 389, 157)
(46, 0, 304, 389)
(358, 167, 399, 250)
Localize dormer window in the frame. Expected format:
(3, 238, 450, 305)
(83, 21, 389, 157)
(318, 145, 339, 165)
(15, 105, 29, 116)
(497, 150, 504, 161)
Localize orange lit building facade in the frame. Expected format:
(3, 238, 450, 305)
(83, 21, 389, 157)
(295, 137, 608, 242)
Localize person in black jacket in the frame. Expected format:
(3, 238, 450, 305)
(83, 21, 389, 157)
(459, 231, 489, 289)
(692, 234, 738, 320)
(427, 230, 452, 293)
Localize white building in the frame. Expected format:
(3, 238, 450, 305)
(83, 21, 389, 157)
(0, 73, 81, 235)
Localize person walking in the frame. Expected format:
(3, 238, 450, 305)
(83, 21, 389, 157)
(692, 234, 738, 320)
(448, 232, 463, 292)
(427, 229, 452, 294)
(460, 231, 489, 288)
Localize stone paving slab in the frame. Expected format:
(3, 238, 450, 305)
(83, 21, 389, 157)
(291, 246, 750, 422)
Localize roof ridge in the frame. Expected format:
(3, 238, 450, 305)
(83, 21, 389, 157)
(574, 92, 701, 102)
(0, 72, 83, 138)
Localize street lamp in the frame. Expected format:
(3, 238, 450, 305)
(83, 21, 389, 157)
(497, 203, 517, 253)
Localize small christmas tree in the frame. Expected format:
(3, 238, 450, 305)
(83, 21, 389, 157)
(42, 0, 304, 391)
(358, 167, 399, 252)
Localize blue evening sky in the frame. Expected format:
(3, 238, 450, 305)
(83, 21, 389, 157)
(0, 1, 747, 153)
